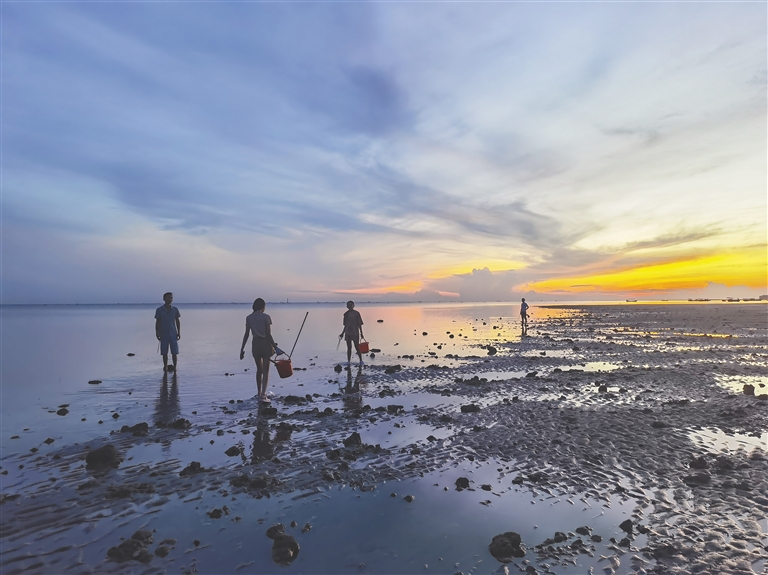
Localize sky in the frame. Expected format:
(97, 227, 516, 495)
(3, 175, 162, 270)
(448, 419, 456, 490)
(2, 1, 766, 304)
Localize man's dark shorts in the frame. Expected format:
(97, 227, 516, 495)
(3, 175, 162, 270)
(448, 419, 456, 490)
(252, 337, 273, 360)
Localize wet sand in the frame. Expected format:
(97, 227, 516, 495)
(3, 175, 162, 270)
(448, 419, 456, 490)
(1, 303, 766, 574)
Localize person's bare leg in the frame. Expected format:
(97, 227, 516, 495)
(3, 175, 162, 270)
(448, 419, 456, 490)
(354, 341, 363, 365)
(256, 357, 265, 399)
(262, 360, 270, 400)
(171, 353, 178, 370)
(162, 354, 168, 371)
(346, 340, 352, 366)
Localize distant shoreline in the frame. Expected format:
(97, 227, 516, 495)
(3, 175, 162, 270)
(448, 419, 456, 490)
(1, 299, 766, 308)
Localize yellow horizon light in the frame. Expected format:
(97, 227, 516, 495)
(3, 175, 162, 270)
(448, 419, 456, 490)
(524, 248, 768, 294)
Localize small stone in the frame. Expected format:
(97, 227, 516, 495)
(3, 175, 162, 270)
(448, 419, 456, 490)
(455, 477, 470, 491)
(403, 495, 415, 502)
(225, 446, 241, 457)
(56, 408, 69, 416)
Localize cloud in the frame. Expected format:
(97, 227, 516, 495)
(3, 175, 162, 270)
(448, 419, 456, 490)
(2, 2, 765, 303)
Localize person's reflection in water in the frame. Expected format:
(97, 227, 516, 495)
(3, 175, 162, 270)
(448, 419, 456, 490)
(154, 372, 181, 454)
(251, 414, 293, 464)
(342, 367, 365, 411)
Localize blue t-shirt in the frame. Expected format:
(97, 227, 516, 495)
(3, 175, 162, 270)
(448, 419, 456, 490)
(155, 305, 180, 340)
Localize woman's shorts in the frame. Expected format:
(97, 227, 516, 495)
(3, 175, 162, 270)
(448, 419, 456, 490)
(251, 337, 273, 360)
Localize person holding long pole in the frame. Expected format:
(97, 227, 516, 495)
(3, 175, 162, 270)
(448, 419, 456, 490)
(240, 298, 275, 402)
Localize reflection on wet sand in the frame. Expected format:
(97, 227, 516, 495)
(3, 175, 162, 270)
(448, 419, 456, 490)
(342, 367, 366, 411)
(154, 374, 180, 421)
(251, 414, 293, 463)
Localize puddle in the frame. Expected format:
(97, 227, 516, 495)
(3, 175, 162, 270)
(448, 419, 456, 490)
(564, 362, 621, 373)
(687, 427, 768, 454)
(714, 375, 768, 395)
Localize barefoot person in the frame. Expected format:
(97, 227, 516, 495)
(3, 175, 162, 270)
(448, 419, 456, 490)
(240, 298, 275, 402)
(520, 297, 530, 328)
(155, 292, 181, 372)
(339, 301, 364, 367)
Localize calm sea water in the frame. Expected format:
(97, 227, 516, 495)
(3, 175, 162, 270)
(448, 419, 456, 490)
(1, 302, 550, 455)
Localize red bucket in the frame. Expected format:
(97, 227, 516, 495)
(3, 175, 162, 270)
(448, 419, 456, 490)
(358, 340, 370, 354)
(275, 359, 293, 379)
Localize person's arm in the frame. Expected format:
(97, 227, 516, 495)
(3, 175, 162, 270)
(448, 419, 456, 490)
(359, 315, 364, 340)
(340, 315, 345, 339)
(155, 317, 161, 340)
(265, 323, 276, 354)
(175, 315, 181, 340)
(240, 326, 251, 360)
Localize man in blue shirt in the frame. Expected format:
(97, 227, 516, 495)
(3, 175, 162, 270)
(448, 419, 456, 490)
(155, 292, 181, 372)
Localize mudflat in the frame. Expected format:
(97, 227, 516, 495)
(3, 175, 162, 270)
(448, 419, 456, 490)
(1, 303, 766, 574)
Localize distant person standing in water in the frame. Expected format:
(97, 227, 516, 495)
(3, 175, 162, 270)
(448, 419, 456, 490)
(155, 292, 181, 372)
(520, 298, 529, 328)
(340, 301, 364, 367)
(240, 298, 275, 402)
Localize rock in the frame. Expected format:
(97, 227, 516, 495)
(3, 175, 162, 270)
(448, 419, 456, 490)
(598, 385, 608, 393)
(107, 530, 154, 564)
(455, 477, 470, 491)
(127, 353, 135, 357)
(56, 408, 69, 416)
(334, 364, 343, 373)
(553, 531, 567, 543)
(284, 395, 307, 405)
(86, 444, 122, 470)
(690, 456, 709, 469)
(120, 422, 149, 437)
(88, 380, 102, 385)
(272, 534, 299, 565)
(487, 346, 497, 356)
(591, 534, 602, 542)
(651, 421, 667, 429)
(154, 546, 169, 557)
(112, 413, 120, 420)
(179, 461, 207, 477)
(403, 495, 415, 502)
(481, 484, 492, 491)
(225, 446, 242, 457)
(619, 519, 633, 534)
(343, 432, 362, 447)
(525, 372, 537, 378)
(461, 404, 480, 413)
(377, 319, 384, 323)
(266, 524, 286, 539)
(301, 523, 312, 533)
(422, 332, 428, 336)
(488, 532, 525, 562)
(207, 508, 223, 519)
(743, 384, 755, 396)
(683, 472, 711, 486)
(44, 438, 55, 445)
(575, 526, 591, 536)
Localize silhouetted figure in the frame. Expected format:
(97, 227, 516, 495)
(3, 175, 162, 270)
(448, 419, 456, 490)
(240, 298, 276, 402)
(520, 298, 529, 329)
(155, 292, 181, 372)
(339, 301, 364, 367)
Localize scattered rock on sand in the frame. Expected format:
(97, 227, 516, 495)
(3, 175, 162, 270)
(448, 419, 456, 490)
(455, 477, 470, 491)
(56, 408, 69, 416)
(266, 523, 286, 539)
(179, 461, 208, 477)
(403, 495, 415, 502)
(488, 532, 525, 561)
(683, 472, 711, 486)
(690, 456, 709, 469)
(743, 384, 755, 396)
(120, 422, 149, 437)
(107, 530, 154, 564)
(86, 444, 122, 470)
(88, 380, 102, 385)
(272, 534, 300, 565)
(619, 519, 633, 534)
(343, 432, 362, 447)
(225, 446, 242, 457)
(334, 364, 343, 373)
(461, 404, 481, 413)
